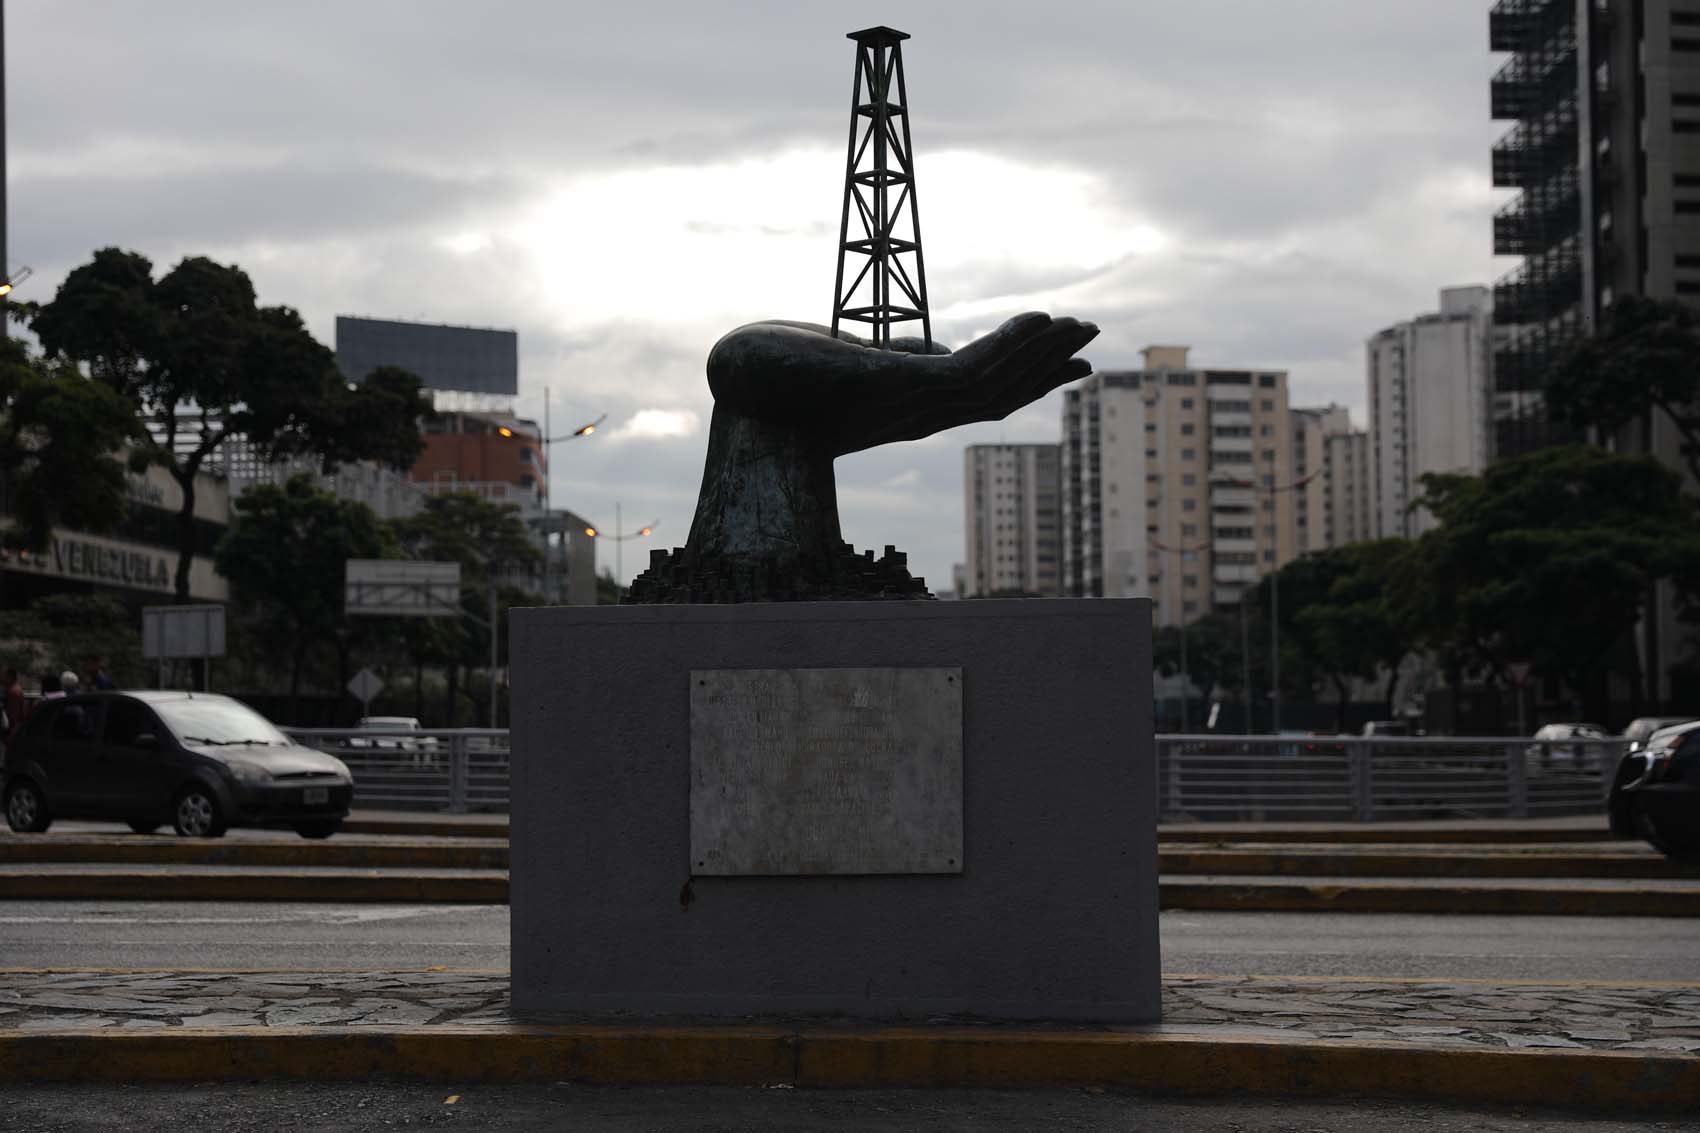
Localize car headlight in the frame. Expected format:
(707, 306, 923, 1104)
(224, 760, 273, 786)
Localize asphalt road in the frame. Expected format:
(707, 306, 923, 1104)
(0, 1082, 1688, 1132)
(0, 902, 1689, 980)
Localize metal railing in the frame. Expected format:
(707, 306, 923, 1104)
(284, 729, 510, 814)
(284, 729, 1625, 822)
(1155, 735, 1626, 823)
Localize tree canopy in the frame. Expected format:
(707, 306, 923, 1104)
(32, 248, 433, 600)
(1547, 295, 1700, 485)
(214, 474, 394, 711)
(0, 336, 141, 551)
(1397, 444, 1700, 718)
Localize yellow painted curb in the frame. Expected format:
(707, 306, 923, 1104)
(0, 838, 506, 871)
(0, 1027, 1692, 1113)
(0, 871, 508, 903)
(1159, 880, 1700, 917)
(1159, 849, 1699, 881)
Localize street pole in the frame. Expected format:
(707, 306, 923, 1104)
(1179, 612, 1190, 733)
(489, 575, 499, 728)
(1270, 536, 1281, 735)
(1239, 589, 1252, 733)
(542, 389, 551, 604)
(615, 501, 623, 594)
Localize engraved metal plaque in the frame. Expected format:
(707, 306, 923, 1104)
(690, 667, 963, 876)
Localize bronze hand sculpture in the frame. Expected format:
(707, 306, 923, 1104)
(628, 312, 1099, 603)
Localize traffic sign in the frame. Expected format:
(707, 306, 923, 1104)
(1508, 661, 1533, 688)
(347, 668, 385, 711)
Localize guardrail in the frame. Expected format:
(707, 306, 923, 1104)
(1156, 735, 1626, 823)
(283, 729, 509, 814)
(283, 729, 1626, 822)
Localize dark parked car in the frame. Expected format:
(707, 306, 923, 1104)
(2, 691, 353, 839)
(1607, 718, 1700, 857)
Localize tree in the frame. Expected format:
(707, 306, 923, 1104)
(1153, 610, 1250, 728)
(0, 592, 142, 687)
(0, 335, 142, 552)
(1547, 295, 1700, 486)
(1289, 540, 1411, 726)
(214, 474, 394, 717)
(32, 248, 432, 602)
(391, 493, 541, 725)
(1398, 445, 1700, 721)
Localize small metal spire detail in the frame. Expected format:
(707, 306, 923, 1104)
(830, 26, 931, 351)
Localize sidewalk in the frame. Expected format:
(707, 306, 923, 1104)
(0, 969, 1694, 1111)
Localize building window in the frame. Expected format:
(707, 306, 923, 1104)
(1181, 423, 1195, 435)
(1258, 374, 1277, 388)
(1181, 448, 1196, 460)
(1183, 575, 1199, 588)
(1262, 550, 1275, 562)
(1182, 473, 1196, 486)
(1180, 398, 1194, 410)
(1260, 399, 1275, 412)
(1182, 499, 1196, 512)
(1181, 523, 1198, 536)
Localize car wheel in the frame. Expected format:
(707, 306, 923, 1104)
(294, 820, 341, 840)
(4, 780, 51, 833)
(1633, 801, 1699, 859)
(127, 820, 160, 835)
(172, 785, 227, 838)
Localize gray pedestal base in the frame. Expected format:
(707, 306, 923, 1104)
(509, 598, 1157, 1022)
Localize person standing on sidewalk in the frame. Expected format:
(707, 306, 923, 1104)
(2, 666, 27, 749)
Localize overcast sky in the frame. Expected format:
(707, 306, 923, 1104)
(10, 1, 1503, 589)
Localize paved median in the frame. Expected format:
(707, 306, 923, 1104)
(0, 969, 1693, 1112)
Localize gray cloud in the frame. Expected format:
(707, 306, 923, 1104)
(10, 0, 1503, 589)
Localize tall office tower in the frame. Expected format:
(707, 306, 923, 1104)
(1292, 405, 1374, 553)
(1060, 346, 1296, 627)
(1490, 0, 1700, 456)
(1366, 286, 1494, 539)
(962, 444, 1062, 597)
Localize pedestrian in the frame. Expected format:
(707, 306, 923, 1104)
(58, 670, 81, 697)
(82, 656, 114, 691)
(2, 665, 27, 747)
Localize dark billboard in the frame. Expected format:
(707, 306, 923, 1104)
(335, 316, 518, 396)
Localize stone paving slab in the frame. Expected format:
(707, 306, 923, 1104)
(0, 970, 1694, 1056)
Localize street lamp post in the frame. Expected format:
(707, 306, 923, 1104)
(524, 391, 605, 604)
(1219, 469, 1320, 734)
(1151, 536, 1210, 732)
(585, 504, 657, 600)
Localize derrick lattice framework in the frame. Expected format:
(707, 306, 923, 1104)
(831, 26, 931, 351)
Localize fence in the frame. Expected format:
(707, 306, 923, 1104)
(284, 729, 1625, 822)
(1155, 735, 1626, 823)
(284, 729, 510, 814)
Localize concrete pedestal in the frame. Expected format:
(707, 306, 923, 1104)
(509, 598, 1157, 1021)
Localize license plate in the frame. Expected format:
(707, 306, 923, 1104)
(303, 787, 328, 805)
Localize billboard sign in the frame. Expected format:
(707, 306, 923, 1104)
(335, 315, 518, 395)
(345, 560, 461, 617)
(142, 605, 227, 660)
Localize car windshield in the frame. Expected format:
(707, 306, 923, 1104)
(152, 697, 291, 747)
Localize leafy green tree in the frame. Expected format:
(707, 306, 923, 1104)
(1547, 295, 1700, 485)
(214, 474, 395, 716)
(1398, 445, 1700, 720)
(1288, 540, 1412, 725)
(0, 336, 142, 552)
(596, 566, 623, 605)
(0, 592, 142, 688)
(1153, 610, 1247, 703)
(32, 248, 432, 601)
(391, 493, 541, 725)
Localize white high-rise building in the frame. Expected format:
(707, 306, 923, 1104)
(1061, 346, 1297, 627)
(1366, 286, 1492, 539)
(962, 444, 1061, 597)
(1292, 405, 1373, 553)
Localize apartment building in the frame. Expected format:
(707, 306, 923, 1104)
(962, 444, 1062, 597)
(1490, 0, 1700, 456)
(1061, 346, 1296, 627)
(1366, 287, 1493, 539)
(1292, 405, 1373, 553)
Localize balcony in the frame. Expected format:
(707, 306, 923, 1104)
(1492, 171, 1580, 256)
(1214, 563, 1259, 585)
